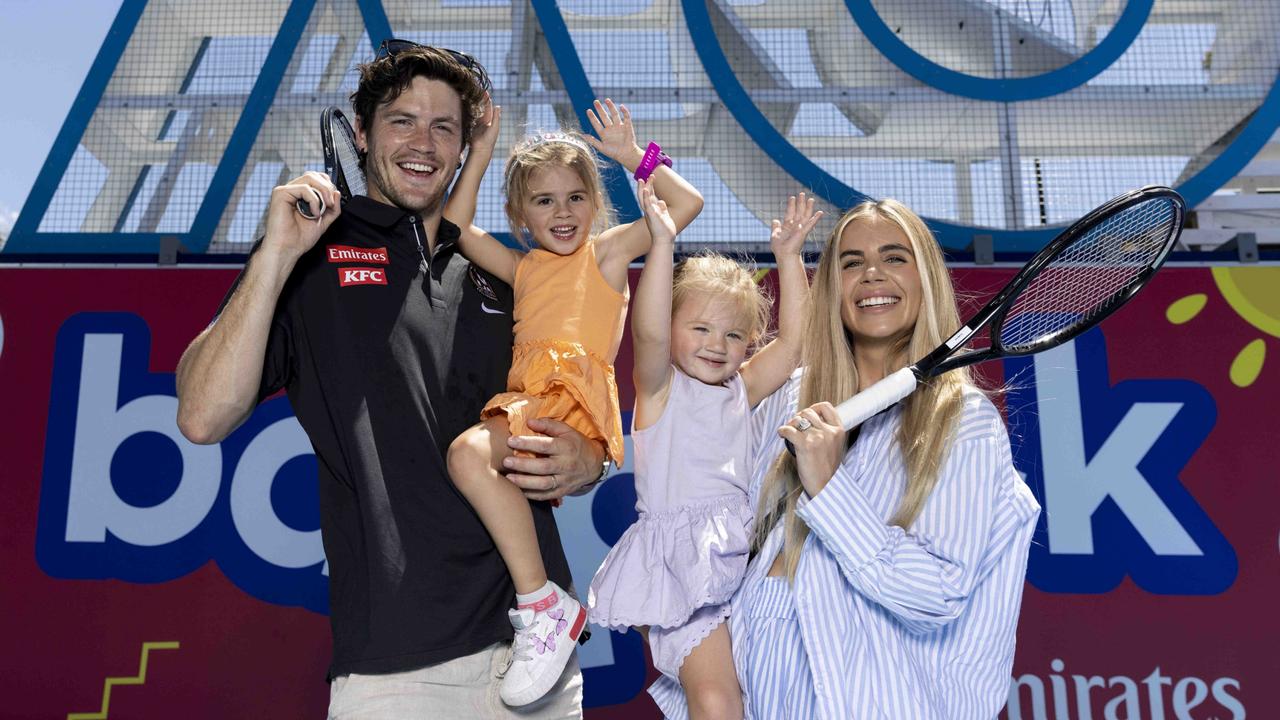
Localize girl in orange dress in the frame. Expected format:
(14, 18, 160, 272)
(444, 97, 704, 706)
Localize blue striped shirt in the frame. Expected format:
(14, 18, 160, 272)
(734, 576, 818, 717)
(651, 372, 1041, 719)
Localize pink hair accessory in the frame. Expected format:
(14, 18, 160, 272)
(633, 141, 672, 182)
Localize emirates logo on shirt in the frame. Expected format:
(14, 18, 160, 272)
(338, 267, 387, 287)
(327, 245, 389, 265)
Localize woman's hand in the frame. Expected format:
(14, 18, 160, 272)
(770, 192, 823, 257)
(777, 402, 846, 497)
(637, 178, 676, 246)
(584, 98, 643, 170)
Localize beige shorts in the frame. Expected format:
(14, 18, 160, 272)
(327, 642, 583, 719)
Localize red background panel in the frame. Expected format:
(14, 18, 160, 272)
(1, 266, 1272, 719)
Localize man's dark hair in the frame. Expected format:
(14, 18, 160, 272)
(350, 46, 487, 149)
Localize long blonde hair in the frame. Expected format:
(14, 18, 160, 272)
(753, 199, 973, 579)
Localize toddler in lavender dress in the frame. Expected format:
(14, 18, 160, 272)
(588, 187, 821, 719)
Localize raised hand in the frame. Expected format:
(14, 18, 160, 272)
(470, 94, 501, 160)
(584, 98, 642, 168)
(638, 178, 676, 246)
(770, 192, 824, 257)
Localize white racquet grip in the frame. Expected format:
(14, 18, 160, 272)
(834, 367, 918, 430)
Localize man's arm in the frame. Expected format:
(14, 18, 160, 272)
(176, 172, 341, 444)
(503, 418, 609, 501)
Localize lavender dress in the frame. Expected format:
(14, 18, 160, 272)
(587, 367, 754, 679)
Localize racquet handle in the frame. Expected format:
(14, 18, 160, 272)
(295, 200, 317, 220)
(294, 187, 326, 222)
(834, 366, 919, 430)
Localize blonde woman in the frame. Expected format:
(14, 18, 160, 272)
(651, 199, 1041, 719)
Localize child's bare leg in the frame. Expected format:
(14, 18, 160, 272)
(447, 416, 546, 594)
(680, 623, 743, 720)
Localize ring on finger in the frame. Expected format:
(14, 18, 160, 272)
(795, 417, 812, 432)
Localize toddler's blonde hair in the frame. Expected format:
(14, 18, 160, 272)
(672, 251, 772, 348)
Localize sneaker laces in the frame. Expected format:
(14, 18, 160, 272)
(511, 619, 536, 663)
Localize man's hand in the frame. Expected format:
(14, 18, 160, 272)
(504, 417, 608, 501)
(264, 171, 342, 262)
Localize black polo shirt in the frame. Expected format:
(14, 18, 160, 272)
(220, 196, 573, 679)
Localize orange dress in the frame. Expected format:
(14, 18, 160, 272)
(482, 240, 628, 464)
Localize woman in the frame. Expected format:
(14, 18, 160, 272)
(651, 199, 1041, 719)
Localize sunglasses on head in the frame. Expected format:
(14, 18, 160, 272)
(377, 38, 492, 93)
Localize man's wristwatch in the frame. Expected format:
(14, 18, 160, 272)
(571, 457, 613, 496)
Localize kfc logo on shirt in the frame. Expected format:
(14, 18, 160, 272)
(327, 245, 389, 265)
(338, 267, 387, 287)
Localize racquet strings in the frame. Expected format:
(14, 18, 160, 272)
(330, 113, 366, 199)
(998, 195, 1179, 352)
(297, 108, 366, 219)
(322, 108, 365, 200)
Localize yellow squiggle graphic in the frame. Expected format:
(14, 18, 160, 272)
(67, 641, 180, 720)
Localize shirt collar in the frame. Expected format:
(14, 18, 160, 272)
(343, 194, 411, 228)
(436, 216, 461, 250)
(342, 195, 462, 248)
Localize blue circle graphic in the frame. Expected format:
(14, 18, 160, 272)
(682, 0, 1280, 251)
(844, 0, 1153, 102)
(270, 454, 320, 532)
(111, 431, 182, 508)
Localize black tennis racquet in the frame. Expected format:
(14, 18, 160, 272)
(296, 106, 366, 220)
(829, 185, 1184, 431)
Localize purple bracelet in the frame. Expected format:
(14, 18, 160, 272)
(633, 141, 673, 182)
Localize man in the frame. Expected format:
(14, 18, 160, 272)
(176, 44, 604, 717)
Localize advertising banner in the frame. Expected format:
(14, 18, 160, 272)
(1, 265, 1273, 719)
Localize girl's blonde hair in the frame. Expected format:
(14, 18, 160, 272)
(503, 131, 616, 248)
(673, 251, 773, 348)
(753, 199, 973, 579)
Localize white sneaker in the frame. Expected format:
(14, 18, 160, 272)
(499, 586, 587, 706)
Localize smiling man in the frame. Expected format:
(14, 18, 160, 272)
(175, 43, 604, 718)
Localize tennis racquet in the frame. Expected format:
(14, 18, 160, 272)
(296, 106, 366, 220)
(829, 185, 1184, 431)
